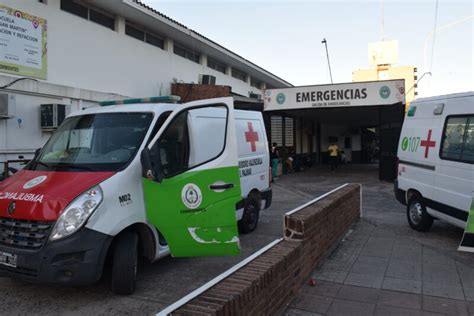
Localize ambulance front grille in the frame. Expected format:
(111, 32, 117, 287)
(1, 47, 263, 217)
(0, 217, 54, 250)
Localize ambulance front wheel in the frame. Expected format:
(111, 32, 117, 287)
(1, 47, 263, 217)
(111, 231, 138, 295)
(407, 195, 433, 232)
(239, 197, 260, 234)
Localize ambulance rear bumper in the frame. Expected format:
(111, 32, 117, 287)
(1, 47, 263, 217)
(0, 227, 112, 286)
(262, 188, 272, 209)
(394, 179, 407, 205)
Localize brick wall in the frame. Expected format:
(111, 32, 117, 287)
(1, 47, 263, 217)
(172, 184, 361, 315)
(171, 83, 231, 103)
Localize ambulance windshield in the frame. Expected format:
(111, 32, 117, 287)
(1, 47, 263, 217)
(29, 112, 153, 172)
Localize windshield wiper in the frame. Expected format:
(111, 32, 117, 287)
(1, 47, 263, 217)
(55, 163, 95, 171)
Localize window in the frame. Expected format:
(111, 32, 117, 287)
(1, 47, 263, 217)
(173, 43, 200, 64)
(440, 116, 474, 163)
(30, 113, 153, 172)
(60, 0, 115, 30)
(151, 106, 227, 177)
(271, 116, 283, 146)
(232, 68, 247, 82)
(207, 58, 227, 74)
(250, 77, 262, 89)
(125, 22, 165, 49)
(146, 33, 164, 49)
(61, 0, 87, 19)
(89, 9, 115, 30)
(285, 117, 294, 147)
(125, 23, 145, 41)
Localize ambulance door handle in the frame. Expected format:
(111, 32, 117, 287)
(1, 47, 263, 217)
(209, 183, 234, 191)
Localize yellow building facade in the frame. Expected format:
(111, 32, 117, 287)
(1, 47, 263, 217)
(353, 65, 417, 109)
(353, 41, 417, 109)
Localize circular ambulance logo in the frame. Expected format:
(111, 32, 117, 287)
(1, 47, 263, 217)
(23, 175, 47, 190)
(276, 93, 286, 105)
(181, 183, 202, 209)
(401, 137, 409, 151)
(379, 86, 391, 99)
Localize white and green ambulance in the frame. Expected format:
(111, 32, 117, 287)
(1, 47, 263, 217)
(395, 92, 474, 244)
(0, 96, 272, 294)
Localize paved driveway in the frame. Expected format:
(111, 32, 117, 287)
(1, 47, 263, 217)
(1, 164, 471, 315)
(284, 164, 474, 316)
(0, 171, 307, 315)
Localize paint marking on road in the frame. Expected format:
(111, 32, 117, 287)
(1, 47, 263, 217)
(285, 183, 349, 216)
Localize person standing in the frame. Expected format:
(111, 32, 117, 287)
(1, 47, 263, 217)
(328, 142, 339, 172)
(270, 142, 279, 180)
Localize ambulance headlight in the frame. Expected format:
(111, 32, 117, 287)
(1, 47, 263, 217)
(50, 186, 103, 241)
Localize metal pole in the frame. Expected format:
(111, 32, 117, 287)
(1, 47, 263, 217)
(321, 38, 333, 84)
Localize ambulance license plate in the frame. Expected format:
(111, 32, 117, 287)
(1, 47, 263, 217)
(0, 251, 17, 268)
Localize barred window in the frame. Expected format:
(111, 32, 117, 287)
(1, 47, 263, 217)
(231, 68, 247, 82)
(174, 43, 200, 64)
(207, 58, 227, 74)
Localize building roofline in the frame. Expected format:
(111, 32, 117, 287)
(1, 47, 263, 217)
(264, 79, 405, 90)
(127, 0, 293, 88)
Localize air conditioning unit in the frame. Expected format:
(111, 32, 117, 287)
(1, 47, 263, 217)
(0, 93, 9, 119)
(40, 104, 66, 130)
(249, 93, 262, 100)
(199, 74, 216, 85)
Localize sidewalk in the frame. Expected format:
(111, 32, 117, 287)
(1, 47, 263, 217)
(285, 219, 474, 316)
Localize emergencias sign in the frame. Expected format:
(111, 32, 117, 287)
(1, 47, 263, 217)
(0, 5, 47, 79)
(264, 80, 405, 111)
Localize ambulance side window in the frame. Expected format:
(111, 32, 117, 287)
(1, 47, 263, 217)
(440, 116, 474, 163)
(155, 111, 190, 177)
(152, 105, 227, 178)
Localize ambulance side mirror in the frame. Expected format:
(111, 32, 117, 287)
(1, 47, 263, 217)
(141, 147, 164, 183)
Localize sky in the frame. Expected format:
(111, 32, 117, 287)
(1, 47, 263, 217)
(143, 0, 473, 97)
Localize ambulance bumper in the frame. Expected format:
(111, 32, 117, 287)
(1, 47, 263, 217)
(394, 180, 406, 205)
(0, 227, 112, 286)
(262, 188, 272, 209)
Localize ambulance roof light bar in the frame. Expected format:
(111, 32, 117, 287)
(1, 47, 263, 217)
(99, 95, 181, 106)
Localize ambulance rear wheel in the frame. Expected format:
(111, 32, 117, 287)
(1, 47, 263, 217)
(111, 231, 138, 295)
(407, 195, 433, 232)
(240, 197, 260, 234)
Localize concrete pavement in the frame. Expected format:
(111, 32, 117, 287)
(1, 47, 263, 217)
(283, 164, 474, 316)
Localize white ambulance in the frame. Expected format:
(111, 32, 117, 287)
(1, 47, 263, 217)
(0, 96, 272, 294)
(395, 92, 474, 231)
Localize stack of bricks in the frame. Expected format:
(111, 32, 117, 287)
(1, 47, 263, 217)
(171, 83, 231, 103)
(173, 184, 361, 315)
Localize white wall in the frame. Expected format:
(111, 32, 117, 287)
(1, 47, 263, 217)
(0, 88, 99, 162)
(321, 124, 362, 162)
(1, 0, 264, 98)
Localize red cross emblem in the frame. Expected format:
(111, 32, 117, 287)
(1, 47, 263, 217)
(245, 122, 259, 152)
(420, 129, 436, 158)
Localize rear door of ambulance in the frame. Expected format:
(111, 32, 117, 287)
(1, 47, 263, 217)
(398, 103, 440, 202)
(142, 97, 242, 257)
(433, 95, 474, 227)
(235, 111, 269, 198)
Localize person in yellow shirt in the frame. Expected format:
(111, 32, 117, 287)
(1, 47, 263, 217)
(328, 142, 339, 172)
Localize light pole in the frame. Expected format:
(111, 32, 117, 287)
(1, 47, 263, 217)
(321, 38, 333, 84)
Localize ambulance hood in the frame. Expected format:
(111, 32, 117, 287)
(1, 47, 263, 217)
(0, 170, 114, 221)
